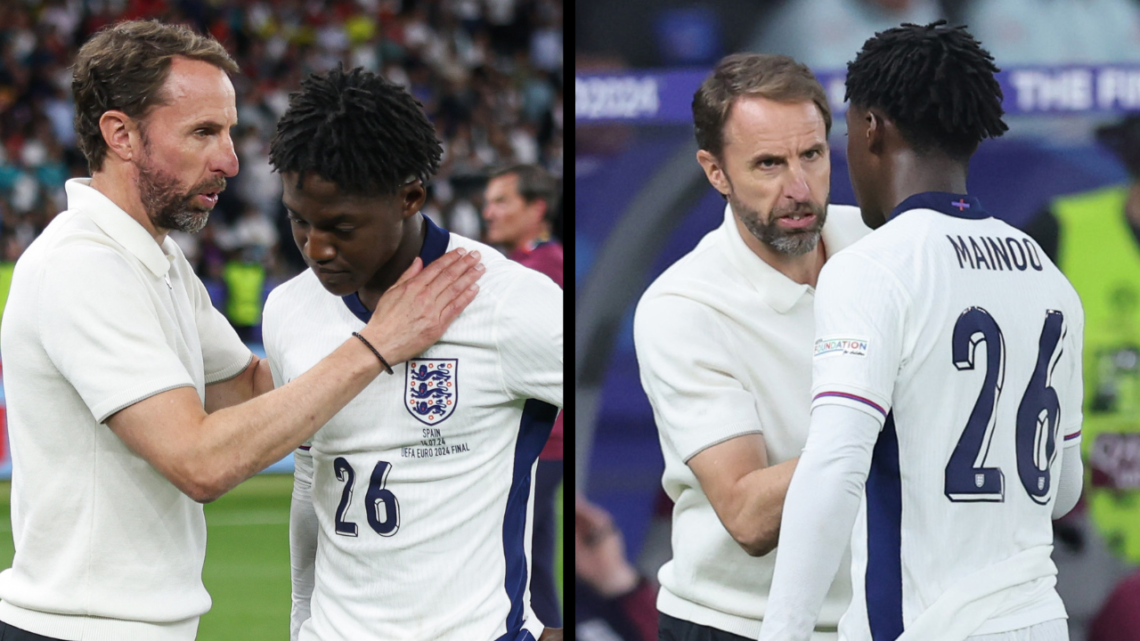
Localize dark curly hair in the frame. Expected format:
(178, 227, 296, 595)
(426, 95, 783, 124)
(72, 20, 238, 172)
(269, 65, 443, 196)
(845, 21, 1008, 161)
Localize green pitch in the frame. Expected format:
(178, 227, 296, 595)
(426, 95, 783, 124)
(0, 475, 564, 639)
(0, 475, 294, 640)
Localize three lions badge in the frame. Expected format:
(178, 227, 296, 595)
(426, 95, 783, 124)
(405, 359, 457, 425)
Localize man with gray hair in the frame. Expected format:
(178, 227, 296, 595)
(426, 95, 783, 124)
(0, 20, 481, 640)
(633, 52, 868, 640)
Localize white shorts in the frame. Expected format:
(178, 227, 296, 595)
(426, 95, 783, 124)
(967, 619, 1068, 641)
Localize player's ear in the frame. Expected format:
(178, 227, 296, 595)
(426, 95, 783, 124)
(696, 149, 731, 197)
(865, 109, 886, 156)
(100, 110, 138, 163)
(401, 179, 428, 219)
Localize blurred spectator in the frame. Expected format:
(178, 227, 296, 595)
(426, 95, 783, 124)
(482, 163, 561, 267)
(0, 230, 19, 336)
(222, 245, 268, 343)
(226, 205, 279, 256)
(1024, 113, 1140, 640)
(749, 0, 944, 71)
(0, 0, 562, 338)
(961, 0, 1140, 66)
(1089, 568, 1140, 641)
(1025, 116, 1140, 562)
(576, 494, 659, 641)
(218, 205, 278, 341)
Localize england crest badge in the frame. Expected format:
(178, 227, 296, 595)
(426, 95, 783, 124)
(405, 359, 457, 425)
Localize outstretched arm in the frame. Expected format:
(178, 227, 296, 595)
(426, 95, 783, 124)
(107, 249, 484, 502)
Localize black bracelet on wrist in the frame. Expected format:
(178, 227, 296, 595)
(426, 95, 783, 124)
(352, 332, 394, 374)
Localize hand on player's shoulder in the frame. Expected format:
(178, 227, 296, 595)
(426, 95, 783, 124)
(362, 248, 485, 365)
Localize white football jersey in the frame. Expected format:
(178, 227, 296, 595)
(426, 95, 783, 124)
(810, 193, 1084, 638)
(263, 218, 564, 641)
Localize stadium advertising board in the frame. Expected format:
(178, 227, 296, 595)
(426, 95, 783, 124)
(576, 65, 1140, 125)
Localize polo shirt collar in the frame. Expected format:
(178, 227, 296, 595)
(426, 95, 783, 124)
(65, 178, 172, 278)
(719, 202, 812, 313)
(889, 191, 990, 222)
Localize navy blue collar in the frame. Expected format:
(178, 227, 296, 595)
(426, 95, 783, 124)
(889, 192, 990, 222)
(342, 215, 452, 323)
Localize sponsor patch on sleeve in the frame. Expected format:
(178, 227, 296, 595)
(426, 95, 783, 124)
(814, 337, 870, 358)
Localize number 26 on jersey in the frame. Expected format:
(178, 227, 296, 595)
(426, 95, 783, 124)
(332, 458, 401, 537)
(945, 308, 1065, 505)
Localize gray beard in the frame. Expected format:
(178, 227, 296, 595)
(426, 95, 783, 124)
(136, 157, 219, 234)
(729, 193, 826, 257)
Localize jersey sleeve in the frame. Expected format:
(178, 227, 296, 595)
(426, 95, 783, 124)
(262, 288, 287, 389)
(633, 293, 763, 462)
(759, 403, 882, 641)
(38, 244, 196, 422)
(810, 251, 910, 423)
(188, 268, 253, 384)
(1053, 433, 1083, 519)
(290, 446, 317, 641)
(1059, 299, 1085, 446)
(497, 269, 563, 408)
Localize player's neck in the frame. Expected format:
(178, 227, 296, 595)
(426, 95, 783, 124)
(881, 152, 969, 221)
(357, 214, 426, 312)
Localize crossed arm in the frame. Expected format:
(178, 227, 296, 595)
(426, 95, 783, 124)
(687, 434, 798, 557)
(202, 353, 276, 413)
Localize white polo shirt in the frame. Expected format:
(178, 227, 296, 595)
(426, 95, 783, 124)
(0, 178, 253, 640)
(633, 202, 869, 639)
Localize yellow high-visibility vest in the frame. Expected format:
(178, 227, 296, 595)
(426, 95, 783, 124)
(1056, 185, 1140, 561)
(222, 261, 266, 327)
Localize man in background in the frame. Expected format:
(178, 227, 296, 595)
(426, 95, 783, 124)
(1025, 114, 1140, 563)
(1023, 112, 1140, 640)
(577, 493, 659, 641)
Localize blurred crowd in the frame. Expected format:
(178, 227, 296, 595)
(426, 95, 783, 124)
(578, 0, 1140, 71)
(0, 0, 563, 339)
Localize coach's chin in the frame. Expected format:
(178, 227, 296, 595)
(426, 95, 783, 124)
(539, 627, 563, 641)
